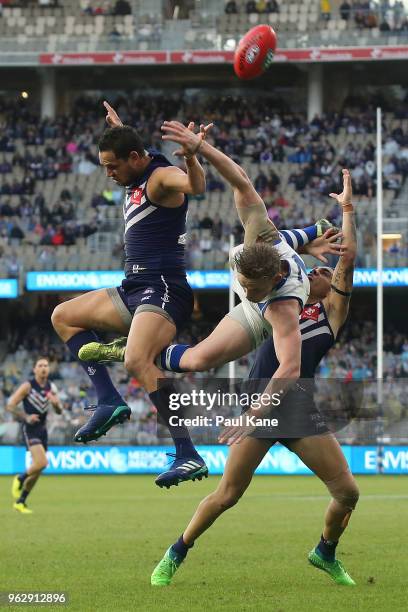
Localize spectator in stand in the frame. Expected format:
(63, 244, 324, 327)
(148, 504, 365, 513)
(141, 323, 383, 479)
(256, 0, 267, 13)
(113, 0, 131, 16)
(246, 0, 257, 14)
(379, 18, 391, 32)
(340, 0, 351, 20)
(6, 253, 20, 279)
(225, 0, 238, 14)
(199, 215, 214, 231)
(212, 214, 223, 241)
(320, 0, 331, 21)
(265, 0, 279, 13)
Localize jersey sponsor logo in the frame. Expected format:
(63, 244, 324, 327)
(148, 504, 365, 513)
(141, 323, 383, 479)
(143, 288, 155, 294)
(301, 304, 320, 322)
(125, 187, 144, 209)
(132, 265, 147, 274)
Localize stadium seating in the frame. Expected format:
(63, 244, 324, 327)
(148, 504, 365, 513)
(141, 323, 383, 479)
(0, 94, 407, 276)
(0, 0, 407, 53)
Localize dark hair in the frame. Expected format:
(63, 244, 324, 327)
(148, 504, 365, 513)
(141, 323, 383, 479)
(34, 356, 49, 367)
(235, 243, 281, 280)
(98, 126, 145, 159)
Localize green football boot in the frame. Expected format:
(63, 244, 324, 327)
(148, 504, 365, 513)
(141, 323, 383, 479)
(78, 337, 127, 363)
(151, 547, 183, 586)
(308, 549, 356, 586)
(315, 218, 339, 237)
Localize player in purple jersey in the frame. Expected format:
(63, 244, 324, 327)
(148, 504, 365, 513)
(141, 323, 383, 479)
(51, 101, 209, 485)
(7, 357, 63, 514)
(151, 171, 359, 587)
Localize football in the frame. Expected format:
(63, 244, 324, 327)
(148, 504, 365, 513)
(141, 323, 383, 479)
(233, 24, 278, 80)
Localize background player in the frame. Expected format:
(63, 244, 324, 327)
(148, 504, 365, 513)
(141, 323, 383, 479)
(7, 357, 63, 514)
(51, 102, 209, 486)
(151, 169, 359, 587)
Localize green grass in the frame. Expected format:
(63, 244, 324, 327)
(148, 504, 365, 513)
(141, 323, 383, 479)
(1, 475, 407, 611)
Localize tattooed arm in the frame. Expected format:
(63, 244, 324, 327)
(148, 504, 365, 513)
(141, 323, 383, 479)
(324, 169, 357, 338)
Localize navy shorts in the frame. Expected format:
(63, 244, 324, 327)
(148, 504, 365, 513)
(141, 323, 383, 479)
(108, 274, 194, 331)
(241, 380, 329, 443)
(23, 424, 48, 450)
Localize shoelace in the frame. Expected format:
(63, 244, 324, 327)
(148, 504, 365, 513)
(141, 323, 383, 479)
(164, 452, 178, 466)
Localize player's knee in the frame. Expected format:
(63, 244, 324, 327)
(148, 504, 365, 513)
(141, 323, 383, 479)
(33, 459, 48, 472)
(51, 303, 68, 332)
(124, 350, 149, 378)
(40, 458, 49, 471)
(328, 471, 359, 510)
(216, 484, 246, 511)
(340, 480, 360, 510)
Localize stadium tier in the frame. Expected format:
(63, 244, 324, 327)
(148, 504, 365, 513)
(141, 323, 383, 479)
(0, 0, 408, 52)
(0, 94, 407, 280)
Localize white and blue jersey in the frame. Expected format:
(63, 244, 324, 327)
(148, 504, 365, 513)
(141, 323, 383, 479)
(109, 150, 194, 330)
(229, 238, 310, 348)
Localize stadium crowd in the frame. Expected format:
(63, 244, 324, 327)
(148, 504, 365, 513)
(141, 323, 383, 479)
(0, 93, 407, 271)
(223, 0, 408, 33)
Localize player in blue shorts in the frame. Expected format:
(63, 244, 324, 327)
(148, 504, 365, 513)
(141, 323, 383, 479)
(81, 121, 343, 488)
(51, 102, 211, 486)
(7, 357, 63, 514)
(151, 169, 359, 587)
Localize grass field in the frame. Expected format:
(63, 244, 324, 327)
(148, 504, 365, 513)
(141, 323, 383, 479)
(1, 474, 407, 611)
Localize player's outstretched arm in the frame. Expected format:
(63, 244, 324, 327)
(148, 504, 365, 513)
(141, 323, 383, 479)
(6, 382, 40, 424)
(161, 121, 278, 245)
(199, 138, 279, 246)
(325, 169, 357, 336)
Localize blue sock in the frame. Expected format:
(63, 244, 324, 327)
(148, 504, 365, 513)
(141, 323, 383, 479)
(159, 344, 190, 373)
(280, 225, 318, 249)
(67, 331, 123, 405)
(17, 489, 29, 504)
(170, 535, 193, 561)
(316, 534, 338, 562)
(149, 384, 199, 459)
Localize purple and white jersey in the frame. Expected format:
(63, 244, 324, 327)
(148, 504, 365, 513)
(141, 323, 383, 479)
(123, 151, 188, 278)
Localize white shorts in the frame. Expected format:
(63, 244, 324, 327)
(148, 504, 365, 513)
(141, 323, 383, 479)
(227, 302, 272, 350)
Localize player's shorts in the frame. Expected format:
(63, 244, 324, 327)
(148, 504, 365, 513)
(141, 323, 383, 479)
(227, 302, 271, 350)
(22, 424, 48, 450)
(241, 380, 329, 442)
(107, 274, 194, 331)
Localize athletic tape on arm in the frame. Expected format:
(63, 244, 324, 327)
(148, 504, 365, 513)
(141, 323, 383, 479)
(237, 203, 279, 247)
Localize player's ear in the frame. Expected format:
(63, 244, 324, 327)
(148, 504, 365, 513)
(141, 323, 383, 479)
(128, 150, 141, 164)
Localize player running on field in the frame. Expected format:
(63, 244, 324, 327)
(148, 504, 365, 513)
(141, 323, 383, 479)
(51, 102, 210, 486)
(81, 122, 344, 486)
(151, 169, 359, 587)
(7, 357, 63, 514)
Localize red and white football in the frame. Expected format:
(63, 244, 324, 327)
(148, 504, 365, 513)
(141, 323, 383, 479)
(233, 24, 277, 80)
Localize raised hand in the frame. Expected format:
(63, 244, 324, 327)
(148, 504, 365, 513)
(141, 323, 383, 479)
(329, 169, 352, 208)
(161, 120, 213, 158)
(304, 229, 345, 263)
(103, 101, 123, 128)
